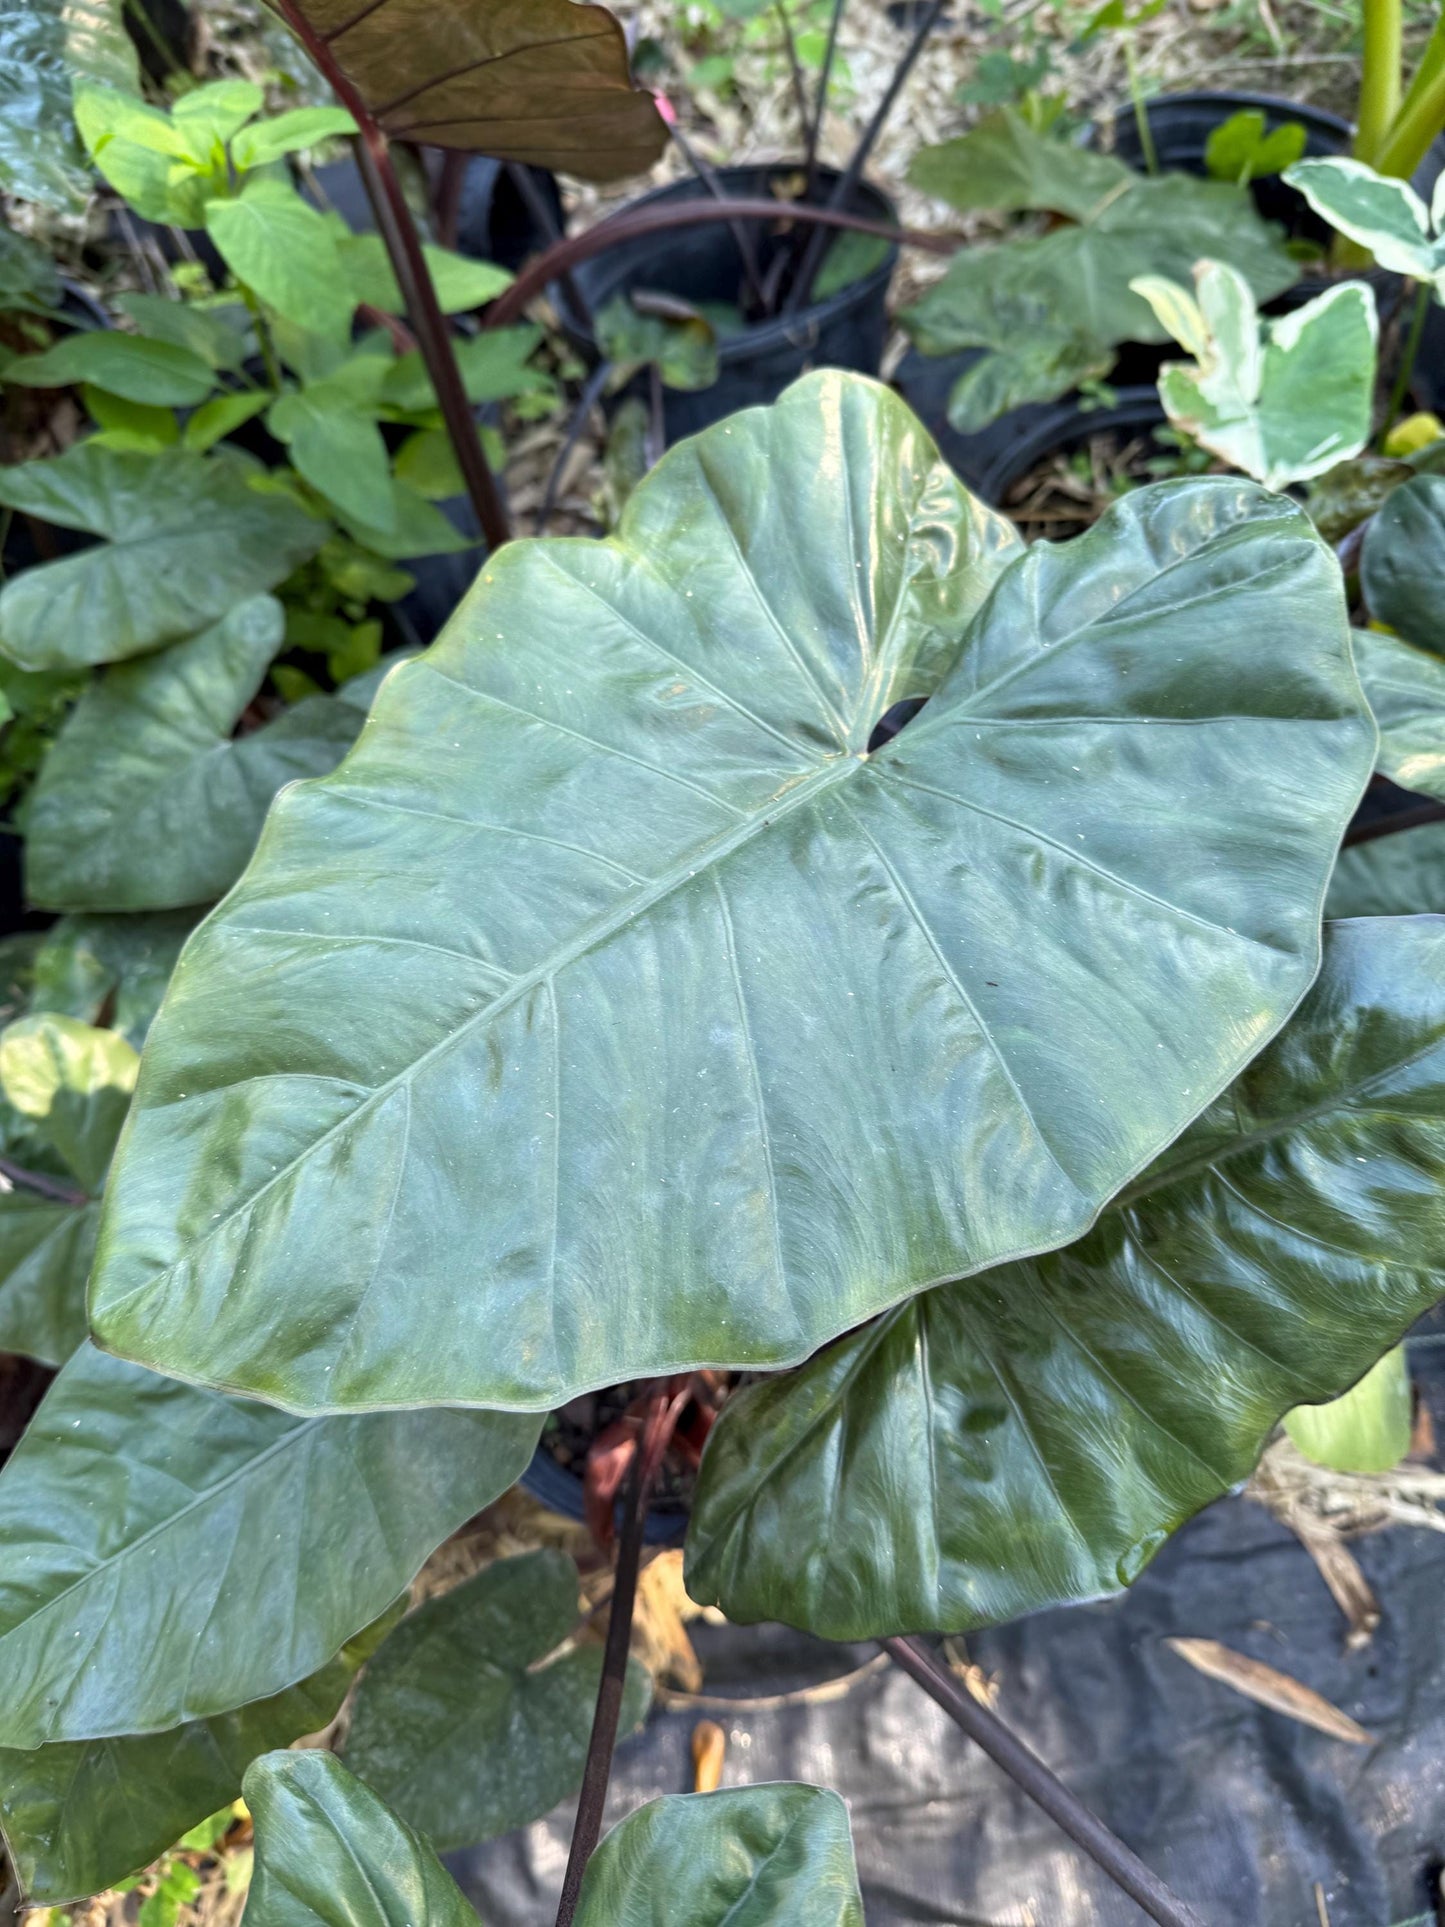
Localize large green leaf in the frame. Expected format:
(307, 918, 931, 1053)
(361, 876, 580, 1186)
(1362, 473, 1445, 655)
(907, 108, 1133, 221)
(1327, 826, 1445, 915)
(0, 1190, 95, 1365)
(0, 0, 137, 212)
(574, 1786, 864, 1927)
(0, 444, 326, 671)
(1136, 263, 1377, 491)
(903, 174, 1299, 426)
(0, 1343, 539, 1749)
(243, 1752, 478, 1927)
(88, 373, 1375, 1413)
(685, 917, 1445, 1638)
(344, 1550, 650, 1847)
(28, 910, 199, 1048)
(279, 0, 666, 182)
(3, 332, 217, 409)
(0, 1607, 401, 1906)
(1352, 627, 1445, 800)
(25, 598, 378, 913)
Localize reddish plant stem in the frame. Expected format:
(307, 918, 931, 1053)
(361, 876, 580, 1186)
(486, 199, 956, 330)
(0, 1156, 86, 1207)
(268, 0, 511, 550)
(554, 1387, 681, 1927)
(882, 1637, 1208, 1927)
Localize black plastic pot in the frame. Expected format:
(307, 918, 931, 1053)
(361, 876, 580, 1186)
(520, 1443, 687, 1547)
(556, 163, 899, 444)
(966, 385, 1169, 509)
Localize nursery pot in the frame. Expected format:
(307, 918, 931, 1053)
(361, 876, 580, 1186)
(555, 163, 899, 444)
(963, 384, 1168, 510)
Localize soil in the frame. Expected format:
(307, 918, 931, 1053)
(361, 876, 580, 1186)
(1002, 425, 1218, 543)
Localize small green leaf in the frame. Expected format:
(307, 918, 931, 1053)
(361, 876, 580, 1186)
(25, 597, 376, 912)
(595, 295, 719, 393)
(812, 231, 891, 302)
(574, 1786, 864, 1926)
(379, 325, 543, 410)
(907, 108, 1130, 220)
(332, 477, 477, 559)
(0, 1014, 137, 1191)
(0, 1343, 540, 1749)
(243, 1753, 479, 1927)
(113, 294, 251, 371)
(1351, 626, 1445, 799)
(206, 179, 355, 340)
(4, 332, 216, 408)
(338, 233, 511, 316)
(344, 1550, 650, 1847)
(169, 79, 264, 161)
(1205, 109, 1307, 184)
(1362, 473, 1445, 654)
(83, 388, 179, 448)
(0, 443, 326, 670)
(73, 85, 209, 226)
(231, 106, 357, 170)
(268, 386, 396, 532)
(1286, 157, 1445, 292)
(182, 389, 270, 452)
(1285, 1343, 1413, 1473)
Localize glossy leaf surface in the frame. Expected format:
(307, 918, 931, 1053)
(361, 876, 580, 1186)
(1351, 627, 1445, 799)
(0, 1608, 400, 1905)
(1362, 473, 1445, 655)
(686, 918, 1445, 1637)
(0, 1191, 94, 1365)
(0, 1344, 539, 1748)
(0, 444, 325, 670)
(243, 1752, 477, 1927)
(344, 1550, 650, 1847)
(0, 0, 137, 211)
(283, 0, 667, 181)
(25, 598, 376, 912)
(89, 373, 1374, 1412)
(1137, 264, 1377, 490)
(1327, 826, 1445, 915)
(574, 1786, 864, 1927)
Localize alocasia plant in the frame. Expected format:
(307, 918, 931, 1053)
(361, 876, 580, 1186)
(1286, 155, 1445, 295)
(1133, 260, 1378, 490)
(0, 369, 1441, 1926)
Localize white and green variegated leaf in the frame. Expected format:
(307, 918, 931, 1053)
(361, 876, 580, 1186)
(1286, 157, 1445, 294)
(1138, 261, 1377, 489)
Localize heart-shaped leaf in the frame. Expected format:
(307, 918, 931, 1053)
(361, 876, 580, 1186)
(908, 109, 1132, 221)
(1362, 473, 1445, 654)
(206, 179, 355, 340)
(268, 387, 396, 532)
(0, 444, 326, 671)
(1286, 157, 1445, 294)
(685, 917, 1445, 1638)
(0, 1606, 401, 1906)
(281, 0, 666, 183)
(24, 598, 382, 913)
(337, 233, 511, 318)
(1327, 825, 1445, 915)
(344, 1550, 650, 1847)
(1135, 261, 1377, 489)
(903, 172, 1299, 425)
(574, 1786, 864, 1926)
(1351, 626, 1445, 799)
(4, 332, 217, 408)
(88, 373, 1374, 1413)
(0, 1343, 539, 1749)
(243, 1752, 477, 1927)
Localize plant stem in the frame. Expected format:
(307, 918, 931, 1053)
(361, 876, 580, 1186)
(504, 163, 599, 330)
(536, 359, 612, 534)
(485, 198, 955, 330)
(1125, 43, 1159, 175)
(1384, 5, 1445, 172)
(554, 1410, 664, 1927)
(1383, 277, 1431, 437)
(776, 2, 812, 150)
(1377, 50, 1445, 179)
(240, 287, 284, 391)
(268, 0, 511, 551)
(1356, 0, 1403, 163)
(1343, 799, 1445, 846)
(882, 1637, 1208, 1927)
(804, 0, 848, 190)
(782, 0, 946, 315)
(668, 130, 769, 311)
(0, 1156, 87, 1207)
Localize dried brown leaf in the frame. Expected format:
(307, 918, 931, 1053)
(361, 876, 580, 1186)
(1165, 1637, 1375, 1744)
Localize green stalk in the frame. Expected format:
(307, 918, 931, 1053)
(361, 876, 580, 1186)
(1285, 1344, 1413, 1474)
(1382, 278, 1431, 438)
(1124, 43, 1158, 175)
(1355, 0, 1403, 165)
(1381, 3, 1445, 173)
(1378, 36, 1445, 177)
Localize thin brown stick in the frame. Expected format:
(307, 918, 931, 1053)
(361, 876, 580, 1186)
(0, 1156, 86, 1207)
(1343, 800, 1445, 847)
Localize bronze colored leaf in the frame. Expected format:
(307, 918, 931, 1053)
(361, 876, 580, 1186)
(1164, 1637, 1375, 1744)
(286, 0, 667, 181)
